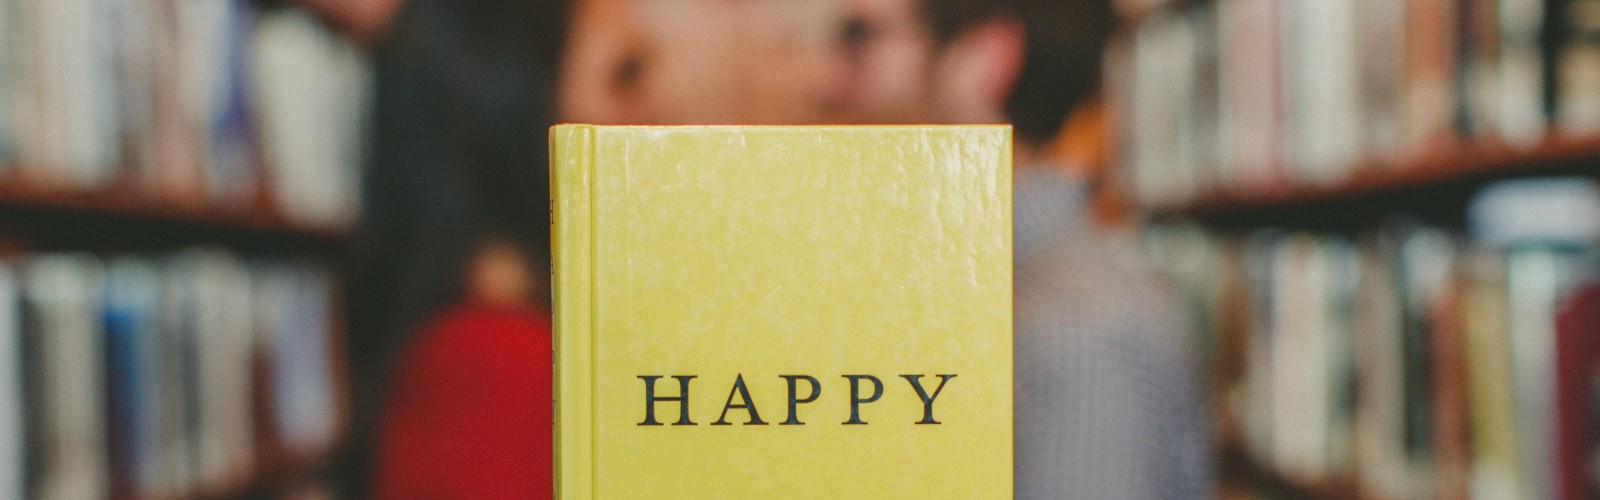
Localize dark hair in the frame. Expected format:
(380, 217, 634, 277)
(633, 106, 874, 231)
(923, 0, 1114, 144)
(342, 0, 569, 494)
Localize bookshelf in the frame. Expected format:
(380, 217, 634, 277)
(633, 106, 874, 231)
(0, 0, 363, 498)
(0, 175, 347, 252)
(1155, 134, 1600, 217)
(1148, 134, 1600, 233)
(1111, 0, 1600, 498)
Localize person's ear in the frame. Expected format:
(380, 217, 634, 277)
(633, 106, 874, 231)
(557, 0, 651, 123)
(934, 16, 1025, 123)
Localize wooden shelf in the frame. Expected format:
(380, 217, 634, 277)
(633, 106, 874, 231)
(1217, 440, 1358, 500)
(1147, 133, 1600, 230)
(0, 176, 349, 254)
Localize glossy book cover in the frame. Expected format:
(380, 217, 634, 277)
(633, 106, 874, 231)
(550, 125, 1013, 499)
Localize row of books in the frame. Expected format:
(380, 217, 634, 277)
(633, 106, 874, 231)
(0, 0, 370, 227)
(0, 249, 343, 500)
(1110, 0, 1600, 207)
(1144, 177, 1600, 499)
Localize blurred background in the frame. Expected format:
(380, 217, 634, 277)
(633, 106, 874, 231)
(2, 0, 1600, 498)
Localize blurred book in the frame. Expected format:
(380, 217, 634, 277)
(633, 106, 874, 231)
(1112, 0, 1596, 206)
(0, 0, 369, 226)
(103, 257, 162, 499)
(1148, 177, 1600, 497)
(254, 261, 340, 457)
(250, 7, 370, 228)
(23, 254, 109, 500)
(0, 264, 19, 500)
(0, 247, 346, 499)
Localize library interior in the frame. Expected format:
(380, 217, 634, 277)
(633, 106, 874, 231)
(2, 0, 1599, 498)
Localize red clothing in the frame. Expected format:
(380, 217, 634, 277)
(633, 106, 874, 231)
(373, 303, 553, 499)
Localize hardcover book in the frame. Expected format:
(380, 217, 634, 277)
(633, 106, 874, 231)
(550, 125, 1014, 499)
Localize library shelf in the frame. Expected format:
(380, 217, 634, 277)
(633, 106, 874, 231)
(0, 176, 348, 254)
(1146, 133, 1600, 230)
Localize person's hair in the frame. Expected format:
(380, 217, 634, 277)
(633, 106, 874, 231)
(923, 0, 1114, 144)
(342, 0, 570, 495)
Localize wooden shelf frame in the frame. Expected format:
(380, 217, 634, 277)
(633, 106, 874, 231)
(1147, 133, 1600, 223)
(0, 176, 349, 254)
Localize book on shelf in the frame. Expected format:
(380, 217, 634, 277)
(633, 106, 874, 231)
(254, 260, 341, 456)
(23, 254, 109, 500)
(0, 0, 369, 228)
(550, 125, 1014, 499)
(0, 265, 18, 500)
(1112, 0, 1600, 207)
(1144, 177, 1600, 498)
(0, 249, 343, 499)
(1558, 0, 1600, 133)
(250, 7, 370, 228)
(1556, 277, 1600, 500)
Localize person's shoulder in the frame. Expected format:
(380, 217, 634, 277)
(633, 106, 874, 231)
(405, 302, 552, 371)
(1016, 225, 1192, 351)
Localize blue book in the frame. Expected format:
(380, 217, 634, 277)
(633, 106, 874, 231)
(103, 258, 162, 499)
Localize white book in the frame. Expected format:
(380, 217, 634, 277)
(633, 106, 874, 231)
(1353, 239, 1412, 499)
(1126, 12, 1196, 206)
(1497, 0, 1549, 147)
(27, 0, 119, 187)
(1505, 248, 1562, 500)
(250, 10, 371, 227)
(1282, 0, 1362, 186)
(256, 262, 338, 455)
(23, 254, 108, 500)
(1558, 0, 1600, 134)
(112, 0, 158, 176)
(181, 249, 254, 490)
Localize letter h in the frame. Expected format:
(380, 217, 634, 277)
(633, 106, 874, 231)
(639, 375, 697, 426)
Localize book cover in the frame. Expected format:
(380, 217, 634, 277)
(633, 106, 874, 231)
(550, 125, 1014, 499)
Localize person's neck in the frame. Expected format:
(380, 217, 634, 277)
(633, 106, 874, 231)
(1012, 139, 1045, 172)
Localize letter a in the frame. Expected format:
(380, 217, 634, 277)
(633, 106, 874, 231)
(713, 374, 768, 425)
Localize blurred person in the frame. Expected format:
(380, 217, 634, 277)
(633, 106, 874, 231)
(344, 0, 567, 497)
(833, 0, 1212, 497)
(559, 0, 848, 125)
(350, 0, 849, 498)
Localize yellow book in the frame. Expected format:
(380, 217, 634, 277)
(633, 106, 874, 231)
(550, 125, 1014, 499)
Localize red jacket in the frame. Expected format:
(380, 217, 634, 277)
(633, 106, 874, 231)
(373, 303, 553, 499)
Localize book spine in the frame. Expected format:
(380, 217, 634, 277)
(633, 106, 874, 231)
(551, 124, 596, 500)
(0, 264, 19, 500)
(1461, 248, 1521, 499)
(0, 0, 17, 168)
(1558, 0, 1600, 133)
(23, 254, 109, 500)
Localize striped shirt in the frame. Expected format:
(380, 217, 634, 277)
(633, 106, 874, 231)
(1013, 169, 1211, 499)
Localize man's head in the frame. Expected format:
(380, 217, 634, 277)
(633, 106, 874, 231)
(559, 0, 848, 125)
(840, 0, 1114, 145)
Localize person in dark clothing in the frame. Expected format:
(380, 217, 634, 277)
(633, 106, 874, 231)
(339, 0, 569, 496)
